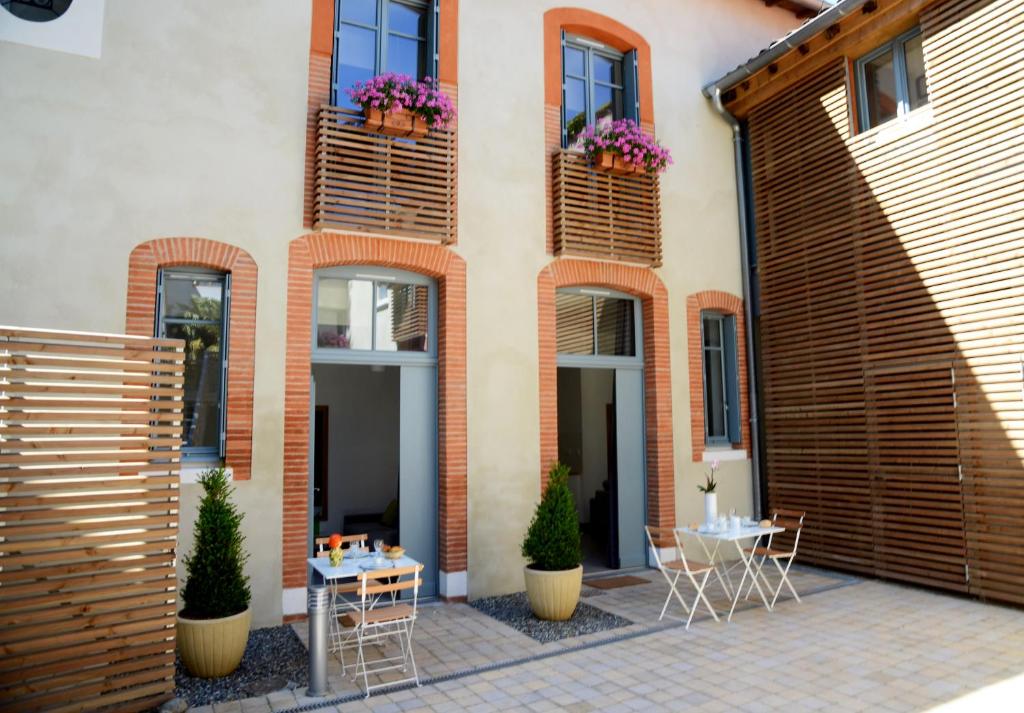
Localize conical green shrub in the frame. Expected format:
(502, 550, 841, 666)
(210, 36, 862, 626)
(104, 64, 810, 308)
(181, 468, 251, 619)
(521, 462, 582, 571)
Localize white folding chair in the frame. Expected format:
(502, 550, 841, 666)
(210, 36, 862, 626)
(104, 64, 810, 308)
(645, 526, 720, 629)
(314, 533, 369, 669)
(743, 509, 805, 607)
(337, 564, 423, 697)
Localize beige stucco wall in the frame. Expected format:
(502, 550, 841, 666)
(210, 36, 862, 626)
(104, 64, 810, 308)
(0, 0, 312, 627)
(458, 0, 797, 596)
(0, 0, 797, 621)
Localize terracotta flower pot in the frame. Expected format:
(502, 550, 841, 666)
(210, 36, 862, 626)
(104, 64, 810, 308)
(593, 150, 645, 176)
(177, 608, 251, 678)
(523, 564, 583, 621)
(363, 107, 429, 139)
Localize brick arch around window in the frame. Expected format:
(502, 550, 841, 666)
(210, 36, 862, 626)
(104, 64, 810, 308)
(281, 233, 467, 599)
(537, 259, 675, 530)
(543, 8, 655, 254)
(686, 290, 750, 463)
(125, 238, 258, 480)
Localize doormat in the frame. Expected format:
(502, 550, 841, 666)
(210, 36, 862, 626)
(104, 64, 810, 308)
(584, 575, 650, 590)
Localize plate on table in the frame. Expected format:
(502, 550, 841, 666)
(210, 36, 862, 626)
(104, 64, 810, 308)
(358, 559, 392, 571)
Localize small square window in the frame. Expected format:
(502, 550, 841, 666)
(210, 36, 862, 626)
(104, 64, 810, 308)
(855, 27, 929, 132)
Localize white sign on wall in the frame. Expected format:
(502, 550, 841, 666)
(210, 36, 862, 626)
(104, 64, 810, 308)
(0, 0, 105, 58)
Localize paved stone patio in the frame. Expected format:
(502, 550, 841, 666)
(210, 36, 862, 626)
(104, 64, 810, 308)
(193, 566, 1024, 712)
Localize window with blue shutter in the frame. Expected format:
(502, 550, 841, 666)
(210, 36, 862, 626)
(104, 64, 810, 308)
(561, 34, 639, 147)
(701, 312, 741, 446)
(332, 0, 438, 107)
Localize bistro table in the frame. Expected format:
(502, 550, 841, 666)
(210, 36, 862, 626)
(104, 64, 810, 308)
(676, 523, 785, 621)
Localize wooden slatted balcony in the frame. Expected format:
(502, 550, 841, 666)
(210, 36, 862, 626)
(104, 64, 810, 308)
(551, 149, 662, 266)
(314, 106, 456, 243)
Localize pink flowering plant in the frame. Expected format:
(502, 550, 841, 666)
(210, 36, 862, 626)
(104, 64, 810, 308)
(578, 118, 673, 174)
(346, 72, 456, 130)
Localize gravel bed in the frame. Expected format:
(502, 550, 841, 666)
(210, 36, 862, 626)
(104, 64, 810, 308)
(174, 625, 308, 707)
(470, 592, 631, 643)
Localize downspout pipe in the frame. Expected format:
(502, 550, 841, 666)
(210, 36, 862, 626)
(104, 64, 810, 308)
(710, 87, 764, 518)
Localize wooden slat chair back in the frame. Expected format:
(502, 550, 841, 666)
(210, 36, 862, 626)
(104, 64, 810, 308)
(644, 526, 720, 629)
(744, 509, 806, 607)
(314, 533, 368, 553)
(340, 564, 423, 697)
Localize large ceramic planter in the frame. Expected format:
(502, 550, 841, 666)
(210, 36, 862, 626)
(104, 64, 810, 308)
(177, 608, 251, 678)
(524, 564, 583, 621)
(363, 107, 429, 139)
(593, 150, 644, 176)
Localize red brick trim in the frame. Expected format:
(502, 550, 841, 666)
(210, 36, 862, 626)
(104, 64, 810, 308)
(281, 233, 467, 590)
(686, 291, 750, 462)
(537, 258, 675, 529)
(125, 238, 258, 480)
(304, 0, 459, 229)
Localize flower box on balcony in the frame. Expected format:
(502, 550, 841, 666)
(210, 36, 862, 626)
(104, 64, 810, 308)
(363, 107, 429, 139)
(593, 151, 645, 176)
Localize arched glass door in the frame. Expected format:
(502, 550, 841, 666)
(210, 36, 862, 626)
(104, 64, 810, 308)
(555, 287, 646, 570)
(310, 267, 438, 596)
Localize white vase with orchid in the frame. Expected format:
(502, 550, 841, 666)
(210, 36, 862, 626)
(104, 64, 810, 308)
(698, 460, 720, 527)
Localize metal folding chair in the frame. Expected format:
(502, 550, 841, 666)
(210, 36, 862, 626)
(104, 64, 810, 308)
(337, 564, 423, 697)
(743, 509, 805, 607)
(645, 526, 720, 629)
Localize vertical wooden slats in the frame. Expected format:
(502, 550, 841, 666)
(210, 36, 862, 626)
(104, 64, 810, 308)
(0, 326, 184, 712)
(314, 106, 457, 243)
(551, 149, 662, 266)
(749, 0, 1024, 604)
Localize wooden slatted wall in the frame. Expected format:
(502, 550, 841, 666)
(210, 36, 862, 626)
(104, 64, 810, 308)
(748, 0, 1024, 603)
(315, 106, 457, 243)
(552, 149, 663, 266)
(0, 326, 184, 712)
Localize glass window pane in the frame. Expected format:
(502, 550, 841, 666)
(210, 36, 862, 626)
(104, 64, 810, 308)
(166, 322, 223, 451)
(595, 297, 635, 356)
(593, 54, 621, 85)
(564, 46, 585, 77)
(316, 277, 373, 349)
(704, 351, 727, 440)
(903, 34, 929, 111)
(388, 1, 426, 37)
(593, 84, 622, 127)
(565, 77, 587, 145)
(338, 24, 378, 107)
(702, 317, 722, 349)
(556, 292, 595, 355)
(340, 0, 378, 26)
(863, 48, 898, 128)
(375, 282, 429, 352)
(162, 274, 223, 321)
(386, 34, 425, 78)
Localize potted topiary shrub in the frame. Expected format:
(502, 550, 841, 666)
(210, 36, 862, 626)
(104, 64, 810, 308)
(521, 462, 583, 621)
(176, 468, 252, 678)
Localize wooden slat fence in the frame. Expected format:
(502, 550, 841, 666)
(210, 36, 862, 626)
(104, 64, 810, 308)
(551, 149, 662, 266)
(314, 106, 457, 243)
(748, 0, 1024, 604)
(0, 326, 184, 712)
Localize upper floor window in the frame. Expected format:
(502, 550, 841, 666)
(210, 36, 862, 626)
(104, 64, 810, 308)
(701, 312, 740, 446)
(333, 0, 439, 107)
(561, 33, 639, 147)
(855, 27, 929, 132)
(156, 269, 229, 460)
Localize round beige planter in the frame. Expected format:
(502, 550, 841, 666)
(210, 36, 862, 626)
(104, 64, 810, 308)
(177, 608, 251, 678)
(524, 564, 583, 621)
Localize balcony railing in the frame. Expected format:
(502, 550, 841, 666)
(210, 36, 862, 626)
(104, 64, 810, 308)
(314, 106, 457, 243)
(552, 149, 662, 266)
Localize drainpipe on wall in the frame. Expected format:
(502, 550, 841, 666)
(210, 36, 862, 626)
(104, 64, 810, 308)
(710, 87, 764, 517)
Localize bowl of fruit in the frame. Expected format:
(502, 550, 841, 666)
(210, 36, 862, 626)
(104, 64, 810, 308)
(383, 544, 405, 560)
